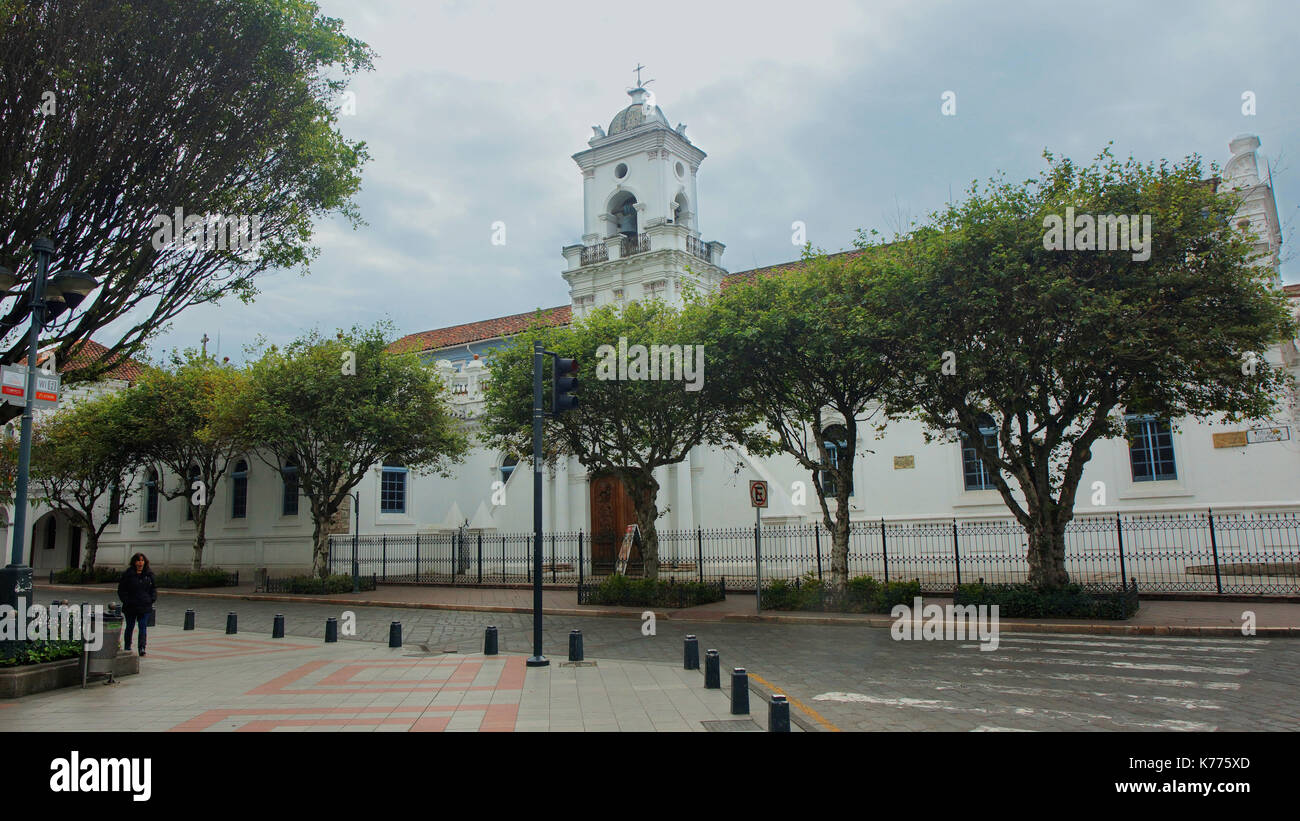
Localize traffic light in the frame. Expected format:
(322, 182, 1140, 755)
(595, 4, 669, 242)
(553, 356, 579, 414)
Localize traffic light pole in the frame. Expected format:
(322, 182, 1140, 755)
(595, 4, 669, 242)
(527, 340, 548, 667)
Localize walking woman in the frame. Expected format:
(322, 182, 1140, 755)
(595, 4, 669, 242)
(117, 553, 157, 656)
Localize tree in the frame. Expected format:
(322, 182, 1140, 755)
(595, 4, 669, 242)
(879, 149, 1297, 589)
(480, 300, 763, 580)
(30, 392, 140, 570)
(703, 251, 898, 590)
(0, 0, 374, 409)
(118, 351, 252, 570)
(245, 325, 468, 577)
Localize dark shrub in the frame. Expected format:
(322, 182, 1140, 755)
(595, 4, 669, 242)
(953, 581, 1139, 620)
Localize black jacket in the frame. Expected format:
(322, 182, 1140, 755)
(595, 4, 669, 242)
(118, 569, 157, 615)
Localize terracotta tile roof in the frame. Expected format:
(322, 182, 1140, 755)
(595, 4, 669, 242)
(388, 305, 572, 355)
(1284, 283, 1300, 298)
(22, 339, 145, 383)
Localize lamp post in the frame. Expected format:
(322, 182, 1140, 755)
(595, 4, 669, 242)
(1, 237, 98, 610)
(348, 490, 359, 594)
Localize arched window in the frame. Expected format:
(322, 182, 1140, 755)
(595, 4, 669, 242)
(231, 459, 248, 519)
(820, 425, 852, 497)
(281, 458, 300, 516)
(380, 459, 407, 514)
(185, 464, 201, 521)
(500, 454, 519, 484)
(609, 192, 638, 238)
(144, 469, 159, 523)
(961, 414, 999, 491)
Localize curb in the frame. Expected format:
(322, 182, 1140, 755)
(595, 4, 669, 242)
(36, 583, 1299, 636)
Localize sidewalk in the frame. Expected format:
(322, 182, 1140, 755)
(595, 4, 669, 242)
(0, 624, 791, 733)
(38, 581, 1300, 636)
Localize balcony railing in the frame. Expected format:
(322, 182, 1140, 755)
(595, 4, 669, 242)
(686, 235, 710, 262)
(580, 244, 608, 266)
(621, 232, 649, 257)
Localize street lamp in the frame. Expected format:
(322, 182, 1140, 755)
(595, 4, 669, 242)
(1, 237, 99, 610)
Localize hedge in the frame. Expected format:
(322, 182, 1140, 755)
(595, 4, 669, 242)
(578, 575, 725, 608)
(953, 581, 1140, 620)
(761, 575, 922, 614)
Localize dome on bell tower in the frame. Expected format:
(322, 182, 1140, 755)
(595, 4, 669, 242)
(608, 87, 670, 136)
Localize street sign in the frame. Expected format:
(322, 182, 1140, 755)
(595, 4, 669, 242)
(749, 480, 768, 509)
(615, 524, 640, 576)
(0, 365, 60, 409)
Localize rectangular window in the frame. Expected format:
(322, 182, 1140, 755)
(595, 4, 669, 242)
(381, 466, 407, 513)
(108, 484, 120, 526)
(643, 280, 667, 300)
(282, 465, 299, 516)
(145, 472, 159, 524)
(1127, 415, 1176, 481)
(231, 461, 249, 519)
(962, 427, 999, 491)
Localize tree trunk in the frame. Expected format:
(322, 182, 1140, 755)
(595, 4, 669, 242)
(311, 516, 332, 579)
(191, 507, 208, 572)
(829, 501, 850, 591)
(1026, 517, 1069, 589)
(81, 534, 99, 572)
(625, 473, 661, 581)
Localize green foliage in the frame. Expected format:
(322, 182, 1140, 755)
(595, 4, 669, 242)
(51, 566, 121, 584)
(761, 574, 921, 613)
(0, 0, 374, 418)
(265, 574, 376, 594)
(954, 582, 1140, 620)
(0, 639, 84, 667)
(877, 148, 1297, 588)
(153, 568, 237, 588)
(245, 323, 468, 576)
(580, 575, 724, 608)
(480, 300, 761, 579)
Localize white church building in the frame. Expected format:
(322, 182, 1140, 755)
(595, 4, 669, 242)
(17, 87, 1300, 577)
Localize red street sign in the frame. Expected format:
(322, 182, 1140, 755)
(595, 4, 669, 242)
(749, 480, 768, 508)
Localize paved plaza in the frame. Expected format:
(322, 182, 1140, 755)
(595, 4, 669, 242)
(5, 584, 1299, 732)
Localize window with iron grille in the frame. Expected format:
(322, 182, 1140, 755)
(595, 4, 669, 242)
(819, 425, 853, 497)
(381, 462, 407, 513)
(961, 415, 999, 491)
(282, 459, 299, 516)
(1127, 415, 1176, 481)
(231, 460, 248, 518)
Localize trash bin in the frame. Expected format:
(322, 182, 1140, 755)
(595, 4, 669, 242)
(83, 619, 123, 688)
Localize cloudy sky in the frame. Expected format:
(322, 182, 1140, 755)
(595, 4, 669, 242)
(137, 0, 1300, 362)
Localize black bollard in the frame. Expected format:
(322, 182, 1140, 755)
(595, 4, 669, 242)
(389, 621, 402, 648)
(704, 649, 720, 689)
(183, 609, 195, 630)
(225, 612, 237, 634)
(731, 668, 750, 715)
(683, 634, 699, 670)
(769, 694, 791, 732)
(568, 630, 584, 662)
(325, 617, 338, 643)
(483, 626, 498, 655)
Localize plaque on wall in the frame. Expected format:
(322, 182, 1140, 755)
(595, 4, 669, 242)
(893, 455, 915, 469)
(1212, 431, 1248, 448)
(1247, 425, 1290, 443)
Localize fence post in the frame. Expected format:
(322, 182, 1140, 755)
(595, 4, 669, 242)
(578, 530, 584, 588)
(526, 535, 531, 582)
(502, 535, 506, 582)
(697, 525, 704, 584)
(477, 532, 483, 585)
(551, 533, 557, 583)
(415, 533, 420, 584)
(1207, 508, 1223, 595)
(814, 524, 823, 581)
(952, 520, 962, 587)
(1115, 512, 1127, 590)
(881, 518, 889, 583)
(382, 534, 387, 581)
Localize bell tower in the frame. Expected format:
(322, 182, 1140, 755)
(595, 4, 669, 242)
(562, 74, 727, 317)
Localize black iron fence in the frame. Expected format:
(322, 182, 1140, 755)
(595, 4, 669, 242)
(328, 509, 1300, 596)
